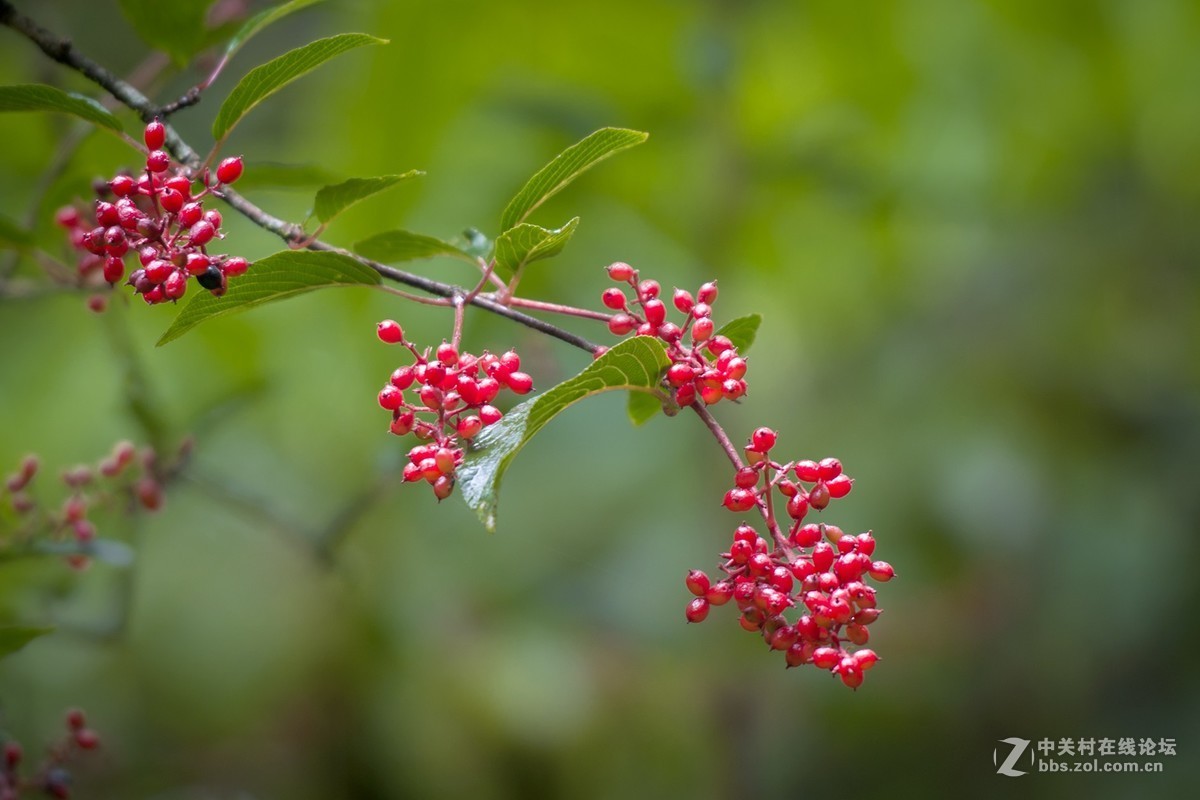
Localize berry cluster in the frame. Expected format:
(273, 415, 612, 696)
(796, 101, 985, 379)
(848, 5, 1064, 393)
(1, 708, 100, 799)
(376, 320, 533, 499)
(2, 441, 169, 570)
(686, 428, 893, 688)
(56, 120, 249, 306)
(600, 262, 746, 407)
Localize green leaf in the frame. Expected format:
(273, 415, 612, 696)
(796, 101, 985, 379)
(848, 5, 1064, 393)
(354, 230, 477, 265)
(118, 0, 215, 66)
(212, 33, 387, 141)
(492, 218, 580, 283)
(458, 337, 670, 532)
(224, 0, 321, 59)
(313, 171, 422, 224)
(500, 128, 648, 231)
(0, 625, 54, 660)
(157, 250, 381, 346)
(715, 313, 762, 353)
(0, 84, 123, 132)
(626, 389, 666, 426)
(232, 161, 340, 191)
(0, 214, 33, 249)
(455, 228, 492, 260)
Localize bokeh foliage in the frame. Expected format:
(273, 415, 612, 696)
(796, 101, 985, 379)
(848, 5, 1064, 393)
(1, 0, 1198, 797)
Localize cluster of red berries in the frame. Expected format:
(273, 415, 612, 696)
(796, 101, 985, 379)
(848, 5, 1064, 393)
(600, 262, 747, 407)
(1, 708, 99, 799)
(56, 119, 249, 307)
(375, 320, 533, 499)
(685, 428, 893, 689)
(2, 442, 166, 570)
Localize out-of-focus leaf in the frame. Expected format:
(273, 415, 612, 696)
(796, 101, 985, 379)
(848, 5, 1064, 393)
(459, 337, 670, 532)
(0, 84, 123, 132)
(626, 389, 666, 426)
(0, 214, 33, 249)
(118, 0, 215, 66)
(313, 171, 422, 224)
(157, 250, 380, 345)
(223, 0, 321, 59)
(500, 128, 648, 231)
(492, 217, 579, 283)
(716, 314, 762, 353)
(0, 626, 53, 660)
(212, 33, 387, 141)
(354, 230, 477, 264)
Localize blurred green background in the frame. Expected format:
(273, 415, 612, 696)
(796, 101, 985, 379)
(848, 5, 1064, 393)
(2, 0, 1199, 797)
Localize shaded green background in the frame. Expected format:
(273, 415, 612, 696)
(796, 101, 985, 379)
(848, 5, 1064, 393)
(2, 0, 1198, 797)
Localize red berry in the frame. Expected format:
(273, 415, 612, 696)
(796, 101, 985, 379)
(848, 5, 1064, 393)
(812, 646, 841, 670)
(672, 288, 694, 314)
(868, 561, 895, 582)
(378, 385, 405, 410)
(685, 569, 710, 596)
(812, 542, 835, 572)
(685, 597, 710, 623)
(74, 728, 100, 750)
(179, 202, 203, 227)
(785, 493, 809, 521)
(66, 708, 86, 730)
(643, 298, 666, 327)
(733, 466, 758, 489)
(109, 175, 136, 197)
(691, 317, 714, 342)
(601, 288, 626, 309)
(432, 475, 454, 500)
(457, 416, 483, 439)
(666, 363, 694, 386)
(691, 302, 712, 318)
(697, 281, 718, 304)
(145, 259, 173, 283)
(376, 320, 404, 344)
(795, 460, 820, 482)
(607, 313, 636, 335)
(791, 523, 821, 548)
(4, 740, 21, 767)
(722, 488, 756, 512)
(705, 580, 734, 606)
(144, 119, 165, 149)
(856, 532, 876, 556)
(749, 427, 776, 452)
(146, 149, 170, 173)
(827, 474, 853, 498)
(390, 412, 414, 436)
(808, 481, 831, 510)
(163, 269, 188, 300)
(136, 477, 163, 510)
(854, 649, 879, 670)
(818, 457, 842, 481)
(837, 657, 864, 689)
(479, 405, 502, 425)
(222, 256, 249, 277)
(638, 279, 660, 299)
(436, 341, 459, 366)
(102, 256, 125, 284)
(188, 220, 216, 246)
(204, 209, 223, 229)
(216, 156, 244, 184)
(166, 175, 192, 197)
(506, 371, 534, 394)
(606, 262, 634, 281)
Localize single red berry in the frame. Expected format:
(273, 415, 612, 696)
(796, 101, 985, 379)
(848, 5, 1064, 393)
(145, 259, 173, 283)
(109, 174, 136, 197)
(434, 447, 457, 475)
(817, 457, 842, 481)
(837, 657, 864, 689)
(685, 597, 710, 623)
(749, 427, 776, 452)
(658, 322, 682, 342)
(854, 649, 879, 670)
(457, 416, 483, 439)
(812, 646, 841, 670)
(144, 119, 165, 149)
(706, 335, 734, 354)
(733, 466, 759, 489)
(685, 569, 710, 597)
(691, 317, 714, 342)
(66, 708, 86, 730)
(606, 261, 635, 281)
(55, 205, 80, 227)
(856, 532, 876, 556)
(643, 298, 666, 327)
(666, 363, 695, 386)
(601, 288, 627, 309)
(846, 623, 869, 646)
(146, 150, 170, 173)
(638, 279, 660, 299)
(705, 580, 734, 606)
(435, 341, 459, 367)
(812, 542, 835, 572)
(378, 385, 405, 410)
(216, 156, 244, 184)
(506, 371, 534, 395)
(432, 475, 454, 500)
(159, 187, 184, 213)
(136, 477, 163, 510)
(222, 257, 249, 277)
(808, 481, 831, 510)
(733, 524, 757, 545)
(794, 460, 820, 482)
(479, 405, 502, 425)
(827, 474, 853, 498)
(697, 281, 718, 304)
(785, 493, 809, 520)
(376, 320, 404, 344)
(868, 561, 895, 582)
(722, 488, 757, 512)
(163, 269, 188, 300)
(672, 288, 695, 314)
(204, 209, 223, 229)
(390, 413, 414, 436)
(188, 220, 216, 246)
(102, 256, 125, 284)
(166, 175, 192, 197)
(607, 313, 637, 335)
(178, 202, 203, 227)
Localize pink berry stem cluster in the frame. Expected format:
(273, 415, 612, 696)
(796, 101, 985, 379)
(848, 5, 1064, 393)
(600, 262, 746, 407)
(375, 319, 533, 500)
(686, 427, 894, 689)
(55, 119, 249, 306)
(2, 441, 168, 570)
(1, 708, 100, 799)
